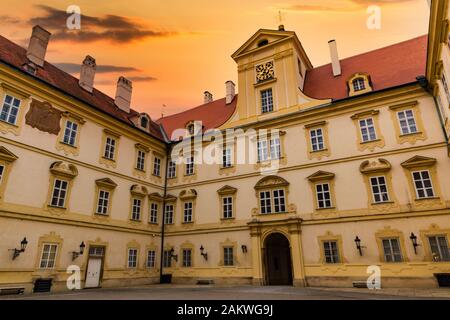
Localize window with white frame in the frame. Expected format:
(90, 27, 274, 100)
(257, 140, 269, 162)
(259, 189, 286, 214)
(323, 241, 340, 263)
(260, 191, 272, 214)
(164, 204, 174, 224)
(258, 137, 281, 162)
(359, 118, 377, 142)
(96, 190, 110, 215)
(223, 247, 234, 266)
(153, 157, 161, 176)
(222, 147, 232, 168)
(442, 74, 450, 105)
(273, 189, 286, 212)
(0, 95, 21, 125)
(147, 250, 156, 268)
(0, 164, 5, 183)
(149, 203, 158, 224)
(183, 202, 193, 223)
(167, 160, 176, 179)
(128, 249, 138, 268)
(382, 238, 403, 262)
(104, 137, 116, 160)
(50, 179, 68, 208)
(222, 196, 233, 219)
(310, 128, 325, 152)
(39, 244, 58, 269)
(397, 110, 418, 135)
(261, 88, 274, 113)
(370, 176, 390, 203)
(136, 150, 146, 171)
(316, 183, 332, 209)
(428, 236, 450, 262)
(131, 198, 142, 221)
(185, 156, 194, 176)
(62, 120, 78, 146)
(163, 250, 172, 267)
(352, 78, 365, 92)
(269, 137, 281, 160)
(412, 170, 435, 199)
(182, 249, 192, 267)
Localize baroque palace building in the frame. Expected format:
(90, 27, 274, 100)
(0, 0, 450, 293)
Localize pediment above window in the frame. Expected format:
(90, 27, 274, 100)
(401, 156, 437, 169)
(49, 161, 78, 179)
(0, 146, 18, 162)
(217, 185, 238, 195)
(130, 184, 148, 197)
(95, 178, 117, 189)
(360, 158, 392, 174)
(179, 189, 198, 200)
(307, 171, 335, 182)
(165, 194, 177, 202)
(254, 175, 289, 190)
(148, 192, 164, 202)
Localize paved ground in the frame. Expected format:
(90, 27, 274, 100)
(1, 285, 449, 300)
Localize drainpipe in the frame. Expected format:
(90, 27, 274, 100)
(159, 143, 172, 283)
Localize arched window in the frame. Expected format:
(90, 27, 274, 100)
(352, 78, 366, 92)
(140, 116, 148, 129)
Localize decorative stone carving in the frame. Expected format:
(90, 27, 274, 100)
(254, 175, 289, 190)
(49, 161, 78, 179)
(25, 99, 62, 135)
(359, 158, 392, 174)
(179, 189, 198, 200)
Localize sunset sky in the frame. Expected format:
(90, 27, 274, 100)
(0, 0, 430, 119)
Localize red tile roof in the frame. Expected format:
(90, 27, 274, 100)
(0, 34, 164, 141)
(156, 96, 237, 140)
(303, 35, 428, 100)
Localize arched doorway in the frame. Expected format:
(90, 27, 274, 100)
(264, 233, 293, 285)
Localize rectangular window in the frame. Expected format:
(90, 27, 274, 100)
(168, 161, 176, 179)
(63, 120, 78, 146)
(222, 196, 233, 219)
(185, 156, 194, 176)
(428, 236, 450, 262)
(183, 202, 193, 223)
(147, 250, 156, 268)
(50, 179, 68, 208)
(153, 157, 161, 176)
(316, 183, 332, 209)
(261, 89, 274, 113)
(0, 165, 5, 183)
(412, 170, 435, 199)
(269, 137, 281, 160)
(131, 198, 141, 221)
(104, 137, 116, 160)
(128, 249, 138, 268)
(223, 247, 234, 266)
(370, 176, 390, 203)
(182, 249, 192, 267)
(0, 94, 21, 125)
(39, 244, 58, 269)
(382, 238, 403, 262)
(164, 204, 174, 224)
(359, 118, 377, 142)
(163, 250, 172, 268)
(257, 140, 269, 162)
(149, 203, 158, 224)
(397, 110, 418, 135)
(310, 128, 325, 152)
(442, 74, 450, 105)
(260, 191, 272, 214)
(273, 189, 286, 213)
(223, 147, 232, 168)
(136, 150, 146, 171)
(96, 190, 110, 215)
(323, 241, 340, 264)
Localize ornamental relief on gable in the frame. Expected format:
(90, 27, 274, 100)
(25, 99, 62, 135)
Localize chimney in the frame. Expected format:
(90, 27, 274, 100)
(26, 25, 51, 67)
(328, 40, 341, 77)
(204, 91, 213, 104)
(79, 55, 96, 93)
(225, 81, 236, 104)
(115, 76, 133, 113)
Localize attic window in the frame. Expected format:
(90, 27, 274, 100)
(258, 39, 269, 47)
(140, 117, 148, 129)
(187, 123, 195, 135)
(352, 78, 366, 92)
(348, 73, 372, 97)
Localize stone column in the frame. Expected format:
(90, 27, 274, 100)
(249, 221, 263, 286)
(288, 219, 306, 287)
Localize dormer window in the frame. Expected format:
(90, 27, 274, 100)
(353, 78, 366, 92)
(140, 117, 148, 129)
(187, 123, 195, 135)
(348, 73, 372, 96)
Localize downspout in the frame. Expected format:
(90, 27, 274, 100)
(159, 140, 172, 283)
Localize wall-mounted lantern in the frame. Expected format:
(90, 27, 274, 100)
(71, 241, 86, 261)
(200, 245, 208, 261)
(409, 233, 421, 254)
(241, 245, 248, 254)
(354, 236, 365, 256)
(169, 248, 178, 262)
(10, 237, 28, 260)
